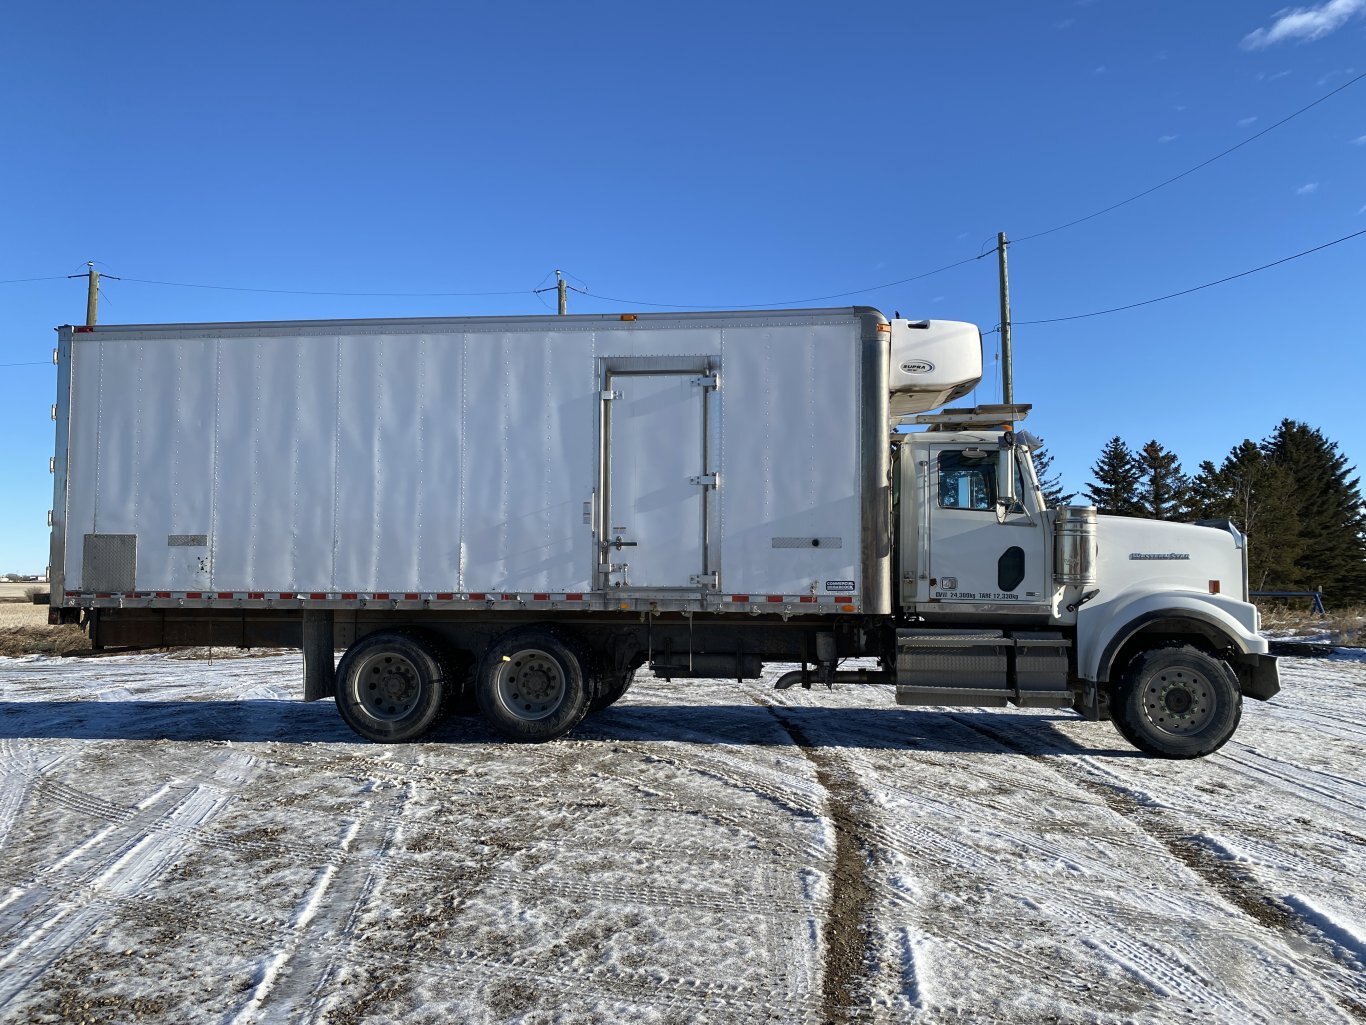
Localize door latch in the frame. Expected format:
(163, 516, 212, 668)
(605, 535, 638, 552)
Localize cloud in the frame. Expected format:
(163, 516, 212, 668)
(1296, 182, 1320, 194)
(1318, 67, 1357, 85)
(1359, 204, 1366, 214)
(1238, 116, 1259, 126)
(1055, 18, 1076, 29)
(1158, 134, 1178, 143)
(1241, 0, 1366, 49)
(1094, 65, 1107, 74)
(1354, 135, 1366, 144)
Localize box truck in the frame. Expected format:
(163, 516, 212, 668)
(46, 308, 1278, 756)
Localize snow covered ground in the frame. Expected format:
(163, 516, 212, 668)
(0, 651, 1362, 1024)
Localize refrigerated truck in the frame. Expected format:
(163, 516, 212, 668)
(46, 307, 1279, 757)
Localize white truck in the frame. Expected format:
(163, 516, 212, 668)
(46, 308, 1278, 757)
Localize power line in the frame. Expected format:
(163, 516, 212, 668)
(1015, 228, 1366, 325)
(0, 361, 51, 368)
(1013, 71, 1366, 244)
(0, 276, 67, 285)
(114, 276, 531, 298)
(570, 253, 991, 310)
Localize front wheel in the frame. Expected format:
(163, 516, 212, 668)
(476, 627, 589, 742)
(1111, 645, 1242, 759)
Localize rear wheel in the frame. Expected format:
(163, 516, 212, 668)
(589, 667, 636, 713)
(1111, 645, 1242, 759)
(335, 630, 449, 743)
(476, 627, 589, 742)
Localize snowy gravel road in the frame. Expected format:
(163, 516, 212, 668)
(0, 652, 1362, 1024)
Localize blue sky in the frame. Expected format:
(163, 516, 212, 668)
(2, 1, 1364, 572)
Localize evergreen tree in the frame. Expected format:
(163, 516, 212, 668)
(1084, 437, 1142, 515)
(1188, 441, 1301, 591)
(1030, 437, 1076, 507)
(1265, 420, 1366, 604)
(1135, 440, 1191, 520)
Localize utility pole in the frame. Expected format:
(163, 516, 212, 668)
(997, 232, 1013, 405)
(67, 262, 110, 326)
(557, 269, 567, 315)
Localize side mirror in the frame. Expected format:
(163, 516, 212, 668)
(996, 433, 1018, 519)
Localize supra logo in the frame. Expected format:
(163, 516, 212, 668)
(900, 359, 935, 375)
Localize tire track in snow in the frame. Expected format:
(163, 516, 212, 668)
(226, 816, 362, 1025)
(956, 716, 1365, 1023)
(0, 755, 250, 1009)
(754, 698, 877, 1025)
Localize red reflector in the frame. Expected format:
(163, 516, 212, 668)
(155, 591, 171, 598)
(186, 592, 202, 599)
(468, 592, 486, 601)
(96, 593, 111, 599)
(74, 325, 94, 333)
(436, 592, 454, 600)
(532, 593, 549, 601)
(217, 592, 233, 599)
(1209, 580, 1220, 594)
(341, 592, 358, 600)
(566, 592, 584, 601)
(309, 593, 327, 600)
(501, 593, 516, 601)
(404, 592, 421, 600)
(766, 595, 783, 603)
(373, 592, 390, 599)
(730, 595, 750, 603)
(279, 592, 296, 599)
(799, 596, 816, 603)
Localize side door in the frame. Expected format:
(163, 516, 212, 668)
(601, 367, 715, 589)
(926, 444, 1048, 607)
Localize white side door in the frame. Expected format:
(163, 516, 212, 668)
(604, 372, 707, 588)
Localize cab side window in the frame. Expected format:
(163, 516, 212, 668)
(938, 450, 996, 511)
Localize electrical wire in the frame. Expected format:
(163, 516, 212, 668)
(0, 361, 51, 368)
(568, 253, 991, 310)
(1013, 70, 1366, 244)
(0, 276, 67, 285)
(1014, 227, 1366, 325)
(115, 277, 532, 298)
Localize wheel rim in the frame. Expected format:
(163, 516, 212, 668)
(1142, 666, 1216, 736)
(355, 651, 423, 721)
(493, 648, 565, 721)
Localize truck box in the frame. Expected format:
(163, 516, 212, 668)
(51, 309, 896, 615)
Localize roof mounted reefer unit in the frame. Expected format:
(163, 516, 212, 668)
(887, 319, 983, 420)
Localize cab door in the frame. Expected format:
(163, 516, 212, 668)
(925, 444, 1048, 608)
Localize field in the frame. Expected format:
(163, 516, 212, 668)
(0, 649, 1362, 1024)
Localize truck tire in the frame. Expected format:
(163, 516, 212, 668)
(589, 667, 636, 713)
(476, 627, 589, 742)
(1111, 645, 1242, 759)
(335, 630, 449, 743)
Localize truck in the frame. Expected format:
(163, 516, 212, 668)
(45, 307, 1279, 757)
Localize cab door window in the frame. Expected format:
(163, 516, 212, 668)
(938, 450, 996, 511)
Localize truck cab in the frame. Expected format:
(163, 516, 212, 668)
(882, 323, 1278, 758)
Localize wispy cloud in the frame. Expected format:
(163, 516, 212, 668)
(1158, 135, 1178, 143)
(1358, 204, 1366, 214)
(1318, 67, 1357, 85)
(1094, 65, 1106, 74)
(1055, 18, 1076, 30)
(1238, 116, 1259, 126)
(1241, 0, 1366, 50)
(1354, 135, 1366, 145)
(1296, 182, 1321, 194)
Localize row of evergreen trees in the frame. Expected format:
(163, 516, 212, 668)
(1035, 420, 1366, 604)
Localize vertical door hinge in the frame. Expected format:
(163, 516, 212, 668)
(692, 373, 718, 390)
(690, 571, 719, 590)
(689, 472, 719, 488)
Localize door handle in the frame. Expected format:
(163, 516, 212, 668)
(611, 536, 638, 551)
